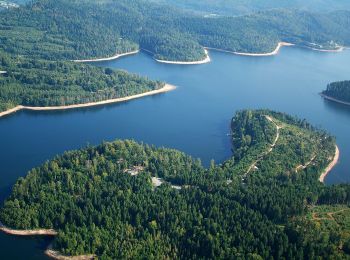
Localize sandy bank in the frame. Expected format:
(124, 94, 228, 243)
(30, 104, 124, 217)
(0, 222, 57, 236)
(319, 145, 340, 183)
(0, 222, 95, 259)
(205, 42, 295, 57)
(73, 50, 139, 63)
(233, 42, 294, 56)
(0, 84, 176, 118)
(320, 93, 350, 106)
(155, 49, 211, 65)
(45, 244, 95, 260)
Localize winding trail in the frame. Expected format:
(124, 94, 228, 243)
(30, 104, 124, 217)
(312, 209, 349, 223)
(244, 115, 282, 177)
(295, 155, 317, 173)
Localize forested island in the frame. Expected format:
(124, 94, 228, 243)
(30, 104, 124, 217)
(1, 110, 348, 259)
(321, 80, 350, 105)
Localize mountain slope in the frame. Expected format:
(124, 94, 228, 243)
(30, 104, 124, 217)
(1, 0, 350, 62)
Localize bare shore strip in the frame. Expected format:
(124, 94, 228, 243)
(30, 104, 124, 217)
(72, 43, 346, 65)
(73, 50, 139, 63)
(155, 49, 211, 65)
(0, 84, 176, 118)
(319, 145, 340, 183)
(320, 93, 350, 106)
(205, 42, 295, 57)
(0, 222, 57, 236)
(0, 223, 95, 259)
(45, 244, 95, 260)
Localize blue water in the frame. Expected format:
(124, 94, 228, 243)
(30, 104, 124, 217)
(0, 47, 349, 258)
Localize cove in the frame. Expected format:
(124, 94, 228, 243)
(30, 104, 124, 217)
(0, 47, 349, 258)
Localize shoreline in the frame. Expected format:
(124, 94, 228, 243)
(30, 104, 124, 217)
(155, 49, 211, 65)
(233, 42, 295, 56)
(304, 46, 345, 53)
(205, 42, 295, 57)
(0, 223, 94, 259)
(73, 50, 139, 63)
(205, 42, 346, 57)
(45, 244, 95, 260)
(73, 43, 347, 66)
(0, 222, 57, 236)
(319, 145, 340, 183)
(320, 93, 350, 106)
(0, 84, 176, 118)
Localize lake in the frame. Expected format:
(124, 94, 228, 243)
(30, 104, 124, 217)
(0, 46, 349, 258)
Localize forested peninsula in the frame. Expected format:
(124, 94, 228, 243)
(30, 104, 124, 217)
(321, 81, 350, 106)
(1, 110, 348, 259)
(0, 52, 166, 115)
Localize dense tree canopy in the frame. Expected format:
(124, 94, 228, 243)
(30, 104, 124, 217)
(0, 52, 162, 112)
(1, 0, 350, 62)
(1, 110, 349, 259)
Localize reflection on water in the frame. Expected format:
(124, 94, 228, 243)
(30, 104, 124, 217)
(323, 98, 350, 117)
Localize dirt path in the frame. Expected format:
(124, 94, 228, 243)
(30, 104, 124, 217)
(312, 209, 349, 223)
(244, 115, 282, 176)
(295, 155, 317, 172)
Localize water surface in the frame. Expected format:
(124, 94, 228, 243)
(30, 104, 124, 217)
(1, 47, 349, 258)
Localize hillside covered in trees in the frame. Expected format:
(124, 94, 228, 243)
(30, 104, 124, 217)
(1, 110, 348, 259)
(322, 80, 350, 104)
(1, 0, 350, 62)
(0, 52, 162, 112)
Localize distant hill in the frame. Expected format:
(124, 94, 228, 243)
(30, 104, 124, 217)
(149, 0, 350, 15)
(1, 0, 350, 63)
